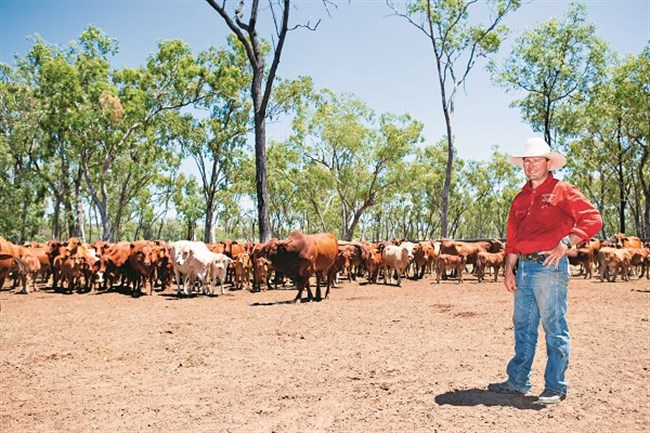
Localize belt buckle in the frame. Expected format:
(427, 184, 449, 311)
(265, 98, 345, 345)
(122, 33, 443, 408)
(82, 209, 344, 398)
(529, 252, 546, 264)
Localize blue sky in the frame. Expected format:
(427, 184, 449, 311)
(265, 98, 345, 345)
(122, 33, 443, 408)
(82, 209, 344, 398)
(1, 0, 648, 165)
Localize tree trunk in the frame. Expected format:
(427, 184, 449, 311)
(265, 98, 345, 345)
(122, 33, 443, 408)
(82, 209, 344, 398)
(440, 113, 454, 239)
(204, 193, 215, 244)
(616, 121, 626, 233)
(51, 195, 61, 240)
(74, 168, 86, 242)
(252, 70, 271, 242)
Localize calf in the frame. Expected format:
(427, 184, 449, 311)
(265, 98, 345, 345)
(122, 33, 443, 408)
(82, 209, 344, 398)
(625, 247, 649, 279)
(598, 247, 632, 282)
(11, 254, 41, 294)
(232, 252, 252, 290)
(362, 242, 382, 284)
(413, 241, 436, 279)
(436, 254, 467, 284)
(476, 251, 505, 283)
(252, 255, 272, 292)
(207, 253, 232, 295)
(56, 255, 86, 293)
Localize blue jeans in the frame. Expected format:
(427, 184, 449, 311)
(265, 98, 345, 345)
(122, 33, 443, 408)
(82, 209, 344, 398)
(505, 256, 571, 394)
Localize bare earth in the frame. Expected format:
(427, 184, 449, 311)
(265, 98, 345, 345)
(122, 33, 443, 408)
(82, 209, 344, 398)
(1, 273, 649, 433)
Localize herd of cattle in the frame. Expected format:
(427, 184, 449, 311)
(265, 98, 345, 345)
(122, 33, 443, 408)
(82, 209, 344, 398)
(0, 231, 648, 302)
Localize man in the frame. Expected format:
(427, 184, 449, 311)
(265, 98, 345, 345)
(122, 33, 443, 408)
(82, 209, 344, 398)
(488, 137, 602, 404)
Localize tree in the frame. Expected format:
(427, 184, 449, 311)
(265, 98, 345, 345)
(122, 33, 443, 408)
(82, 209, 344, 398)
(288, 89, 423, 240)
(388, 0, 520, 238)
(568, 46, 649, 236)
(82, 38, 211, 241)
(204, 0, 328, 242)
(170, 39, 252, 243)
(172, 174, 205, 241)
(0, 64, 48, 242)
(489, 2, 608, 149)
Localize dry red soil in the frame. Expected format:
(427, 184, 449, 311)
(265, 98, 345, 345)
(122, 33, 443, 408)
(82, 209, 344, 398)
(1, 273, 649, 433)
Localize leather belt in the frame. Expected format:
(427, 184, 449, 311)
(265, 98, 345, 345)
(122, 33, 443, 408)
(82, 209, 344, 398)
(518, 252, 547, 264)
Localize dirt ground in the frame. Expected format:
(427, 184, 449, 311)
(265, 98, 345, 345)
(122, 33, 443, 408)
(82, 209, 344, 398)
(1, 270, 649, 433)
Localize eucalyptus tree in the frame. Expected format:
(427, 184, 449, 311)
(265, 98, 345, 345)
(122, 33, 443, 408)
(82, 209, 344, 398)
(8, 33, 88, 239)
(380, 139, 448, 241)
(82, 37, 213, 241)
(204, 0, 337, 242)
(457, 147, 520, 238)
(265, 139, 309, 237)
(568, 47, 649, 236)
(170, 38, 253, 243)
(172, 174, 205, 241)
(489, 2, 608, 149)
(387, 0, 520, 239)
(0, 64, 48, 241)
(289, 89, 423, 241)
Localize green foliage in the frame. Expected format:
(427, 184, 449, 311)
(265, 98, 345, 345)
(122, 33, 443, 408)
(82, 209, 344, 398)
(0, 15, 644, 243)
(281, 88, 423, 240)
(489, 2, 608, 148)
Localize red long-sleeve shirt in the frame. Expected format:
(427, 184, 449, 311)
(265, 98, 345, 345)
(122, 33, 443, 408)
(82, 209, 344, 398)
(504, 173, 602, 255)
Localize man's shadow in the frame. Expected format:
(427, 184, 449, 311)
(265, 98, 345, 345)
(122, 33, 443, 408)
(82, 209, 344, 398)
(435, 388, 545, 410)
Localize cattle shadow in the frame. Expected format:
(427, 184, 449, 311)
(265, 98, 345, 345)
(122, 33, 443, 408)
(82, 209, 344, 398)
(251, 296, 327, 306)
(435, 388, 544, 410)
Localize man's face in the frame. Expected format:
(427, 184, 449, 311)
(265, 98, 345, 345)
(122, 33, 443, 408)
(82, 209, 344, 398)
(522, 157, 551, 182)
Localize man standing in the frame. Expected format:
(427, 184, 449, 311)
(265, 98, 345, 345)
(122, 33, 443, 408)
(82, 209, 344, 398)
(488, 137, 602, 404)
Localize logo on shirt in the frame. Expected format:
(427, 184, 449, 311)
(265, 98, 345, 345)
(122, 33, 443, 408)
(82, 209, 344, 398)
(541, 193, 556, 208)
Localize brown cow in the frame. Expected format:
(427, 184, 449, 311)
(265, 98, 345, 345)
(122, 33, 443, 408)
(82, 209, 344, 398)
(155, 241, 174, 292)
(232, 252, 252, 290)
(476, 251, 505, 283)
(129, 241, 159, 295)
(22, 244, 51, 283)
(45, 239, 67, 291)
(11, 254, 41, 293)
(598, 247, 632, 282)
(99, 241, 133, 291)
(336, 241, 365, 282)
(56, 254, 87, 293)
(264, 230, 338, 302)
(251, 242, 273, 292)
(439, 239, 503, 274)
(436, 253, 467, 284)
(362, 242, 382, 284)
(625, 247, 649, 279)
(614, 233, 642, 249)
(413, 240, 437, 279)
(567, 247, 593, 279)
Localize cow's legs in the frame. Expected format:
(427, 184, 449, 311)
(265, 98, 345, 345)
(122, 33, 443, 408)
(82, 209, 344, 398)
(293, 282, 304, 302)
(315, 272, 323, 301)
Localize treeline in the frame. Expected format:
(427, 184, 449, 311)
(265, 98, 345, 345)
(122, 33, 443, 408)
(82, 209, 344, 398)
(0, 4, 647, 244)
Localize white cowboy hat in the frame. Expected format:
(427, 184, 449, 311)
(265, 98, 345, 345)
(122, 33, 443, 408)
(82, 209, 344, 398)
(509, 137, 567, 171)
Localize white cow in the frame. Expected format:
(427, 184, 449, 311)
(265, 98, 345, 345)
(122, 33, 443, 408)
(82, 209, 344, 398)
(170, 241, 234, 296)
(400, 241, 417, 277)
(170, 241, 211, 296)
(206, 252, 232, 295)
(382, 244, 412, 287)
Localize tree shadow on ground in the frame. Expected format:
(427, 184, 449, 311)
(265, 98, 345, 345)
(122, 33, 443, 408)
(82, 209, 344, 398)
(435, 388, 545, 410)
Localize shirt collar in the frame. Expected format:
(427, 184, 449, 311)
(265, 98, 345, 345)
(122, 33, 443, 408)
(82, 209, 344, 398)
(523, 171, 555, 192)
